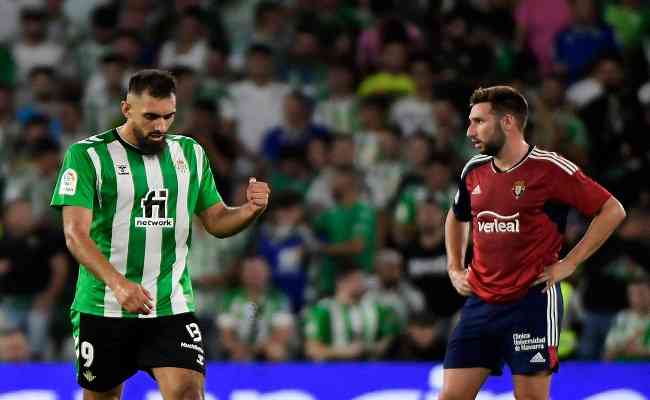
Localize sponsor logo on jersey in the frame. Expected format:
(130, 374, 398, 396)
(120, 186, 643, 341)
(512, 180, 526, 199)
(59, 168, 78, 196)
(116, 163, 130, 175)
(135, 189, 175, 228)
(477, 211, 520, 233)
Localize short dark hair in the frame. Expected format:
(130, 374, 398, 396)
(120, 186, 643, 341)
(469, 86, 529, 130)
(127, 69, 176, 98)
(335, 263, 361, 282)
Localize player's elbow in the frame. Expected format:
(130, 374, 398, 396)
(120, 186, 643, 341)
(606, 197, 627, 226)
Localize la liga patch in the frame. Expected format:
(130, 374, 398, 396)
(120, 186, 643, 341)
(59, 168, 78, 195)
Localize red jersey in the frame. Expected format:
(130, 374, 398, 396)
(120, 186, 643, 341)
(452, 146, 611, 303)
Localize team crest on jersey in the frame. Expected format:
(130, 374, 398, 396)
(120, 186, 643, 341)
(512, 180, 526, 199)
(174, 157, 188, 173)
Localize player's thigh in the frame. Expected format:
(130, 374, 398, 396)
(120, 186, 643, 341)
(438, 367, 491, 400)
(73, 311, 138, 392)
(152, 367, 204, 400)
(82, 384, 124, 400)
(512, 372, 551, 400)
(137, 313, 206, 374)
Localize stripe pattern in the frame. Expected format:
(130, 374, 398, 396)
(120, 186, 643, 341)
(53, 130, 222, 318)
(530, 149, 578, 175)
(105, 141, 134, 317)
(546, 284, 560, 347)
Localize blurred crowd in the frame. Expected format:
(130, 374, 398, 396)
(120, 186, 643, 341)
(0, 0, 649, 363)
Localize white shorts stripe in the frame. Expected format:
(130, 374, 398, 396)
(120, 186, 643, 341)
(546, 286, 552, 346)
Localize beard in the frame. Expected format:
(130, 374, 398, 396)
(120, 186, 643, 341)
(479, 122, 506, 156)
(133, 125, 167, 155)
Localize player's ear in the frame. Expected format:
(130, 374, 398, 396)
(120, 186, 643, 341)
(121, 100, 130, 119)
(501, 114, 513, 132)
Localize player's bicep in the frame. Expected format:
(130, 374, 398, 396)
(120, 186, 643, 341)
(551, 169, 611, 217)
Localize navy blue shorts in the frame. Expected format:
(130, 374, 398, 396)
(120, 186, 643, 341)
(444, 283, 563, 376)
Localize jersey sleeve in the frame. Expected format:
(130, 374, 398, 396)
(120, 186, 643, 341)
(452, 175, 471, 221)
(194, 144, 223, 214)
(50, 144, 96, 210)
(548, 166, 611, 217)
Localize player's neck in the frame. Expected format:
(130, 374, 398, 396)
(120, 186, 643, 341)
(116, 124, 140, 149)
(493, 139, 530, 171)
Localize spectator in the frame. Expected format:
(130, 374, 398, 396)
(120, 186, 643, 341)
(58, 99, 86, 150)
(355, 96, 391, 171)
(554, 0, 619, 82)
(313, 60, 360, 135)
(312, 165, 377, 296)
(0, 199, 69, 360)
(304, 263, 400, 361)
(386, 312, 446, 361)
(604, 278, 650, 360)
(393, 157, 454, 245)
(72, 4, 117, 82)
(261, 90, 330, 164)
(216, 256, 294, 361)
(158, 7, 209, 73)
(529, 74, 590, 167)
(305, 134, 359, 213)
(280, 25, 327, 97)
(83, 53, 127, 133)
(4, 137, 62, 230)
(17, 67, 61, 124)
(401, 198, 464, 323)
(255, 190, 316, 312)
(226, 44, 290, 158)
(604, 0, 650, 51)
(365, 248, 425, 328)
(390, 55, 439, 137)
(514, 0, 572, 76)
(356, 1, 423, 72)
(11, 7, 66, 83)
(358, 41, 415, 98)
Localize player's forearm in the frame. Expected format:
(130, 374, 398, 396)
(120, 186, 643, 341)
(564, 197, 626, 266)
(63, 227, 123, 289)
(445, 209, 470, 271)
(203, 204, 263, 238)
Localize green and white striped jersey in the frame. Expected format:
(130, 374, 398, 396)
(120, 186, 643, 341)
(50, 129, 222, 318)
(304, 297, 400, 347)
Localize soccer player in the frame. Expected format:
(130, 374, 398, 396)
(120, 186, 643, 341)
(50, 70, 270, 400)
(440, 86, 626, 400)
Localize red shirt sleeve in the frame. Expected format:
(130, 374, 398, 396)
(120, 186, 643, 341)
(548, 167, 611, 217)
